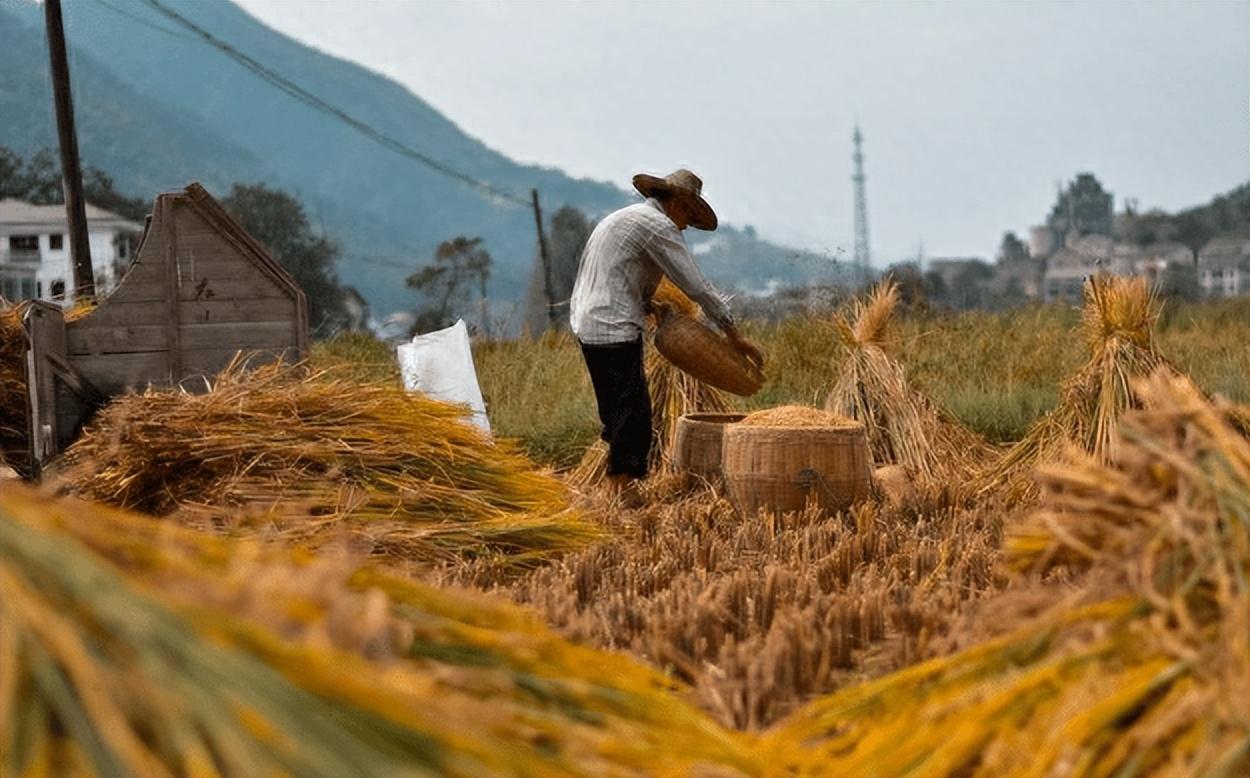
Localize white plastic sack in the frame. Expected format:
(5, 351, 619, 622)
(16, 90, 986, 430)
(396, 319, 491, 433)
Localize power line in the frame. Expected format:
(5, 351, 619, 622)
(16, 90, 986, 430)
(89, 0, 197, 42)
(129, 0, 532, 207)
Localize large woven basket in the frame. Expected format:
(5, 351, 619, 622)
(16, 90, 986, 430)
(722, 422, 872, 516)
(654, 312, 763, 397)
(672, 412, 746, 485)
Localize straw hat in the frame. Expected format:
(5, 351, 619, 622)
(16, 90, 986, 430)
(632, 168, 718, 231)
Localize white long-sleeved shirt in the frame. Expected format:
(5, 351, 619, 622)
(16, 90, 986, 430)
(569, 198, 734, 344)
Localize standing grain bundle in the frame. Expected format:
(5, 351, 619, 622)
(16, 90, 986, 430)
(1, 484, 763, 776)
(824, 278, 989, 486)
(570, 279, 732, 488)
(57, 357, 598, 570)
(977, 273, 1171, 501)
(766, 370, 1250, 776)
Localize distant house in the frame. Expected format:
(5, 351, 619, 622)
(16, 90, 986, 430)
(1197, 237, 1250, 298)
(1042, 248, 1093, 303)
(1133, 242, 1193, 282)
(0, 198, 142, 303)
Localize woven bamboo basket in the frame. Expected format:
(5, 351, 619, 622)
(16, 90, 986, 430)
(722, 422, 872, 515)
(654, 312, 763, 397)
(672, 412, 746, 484)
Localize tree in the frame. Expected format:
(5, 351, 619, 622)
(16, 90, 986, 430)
(0, 146, 23, 199)
(407, 236, 492, 334)
(886, 262, 927, 308)
(996, 231, 1029, 264)
(523, 205, 592, 333)
(221, 183, 349, 336)
(1049, 173, 1114, 237)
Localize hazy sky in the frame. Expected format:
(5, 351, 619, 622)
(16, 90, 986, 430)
(234, 0, 1248, 264)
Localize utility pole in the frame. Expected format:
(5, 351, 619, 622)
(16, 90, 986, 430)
(530, 189, 557, 330)
(44, 0, 94, 300)
(851, 124, 871, 287)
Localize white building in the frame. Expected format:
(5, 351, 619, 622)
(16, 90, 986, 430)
(0, 198, 142, 303)
(1197, 237, 1250, 298)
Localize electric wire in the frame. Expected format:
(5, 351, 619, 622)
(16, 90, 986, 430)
(110, 0, 533, 207)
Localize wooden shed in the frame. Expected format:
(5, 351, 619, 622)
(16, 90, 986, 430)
(24, 182, 309, 471)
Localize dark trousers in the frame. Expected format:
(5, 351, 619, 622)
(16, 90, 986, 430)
(580, 338, 652, 478)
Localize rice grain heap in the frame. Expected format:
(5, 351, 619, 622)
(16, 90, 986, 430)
(570, 279, 732, 487)
(1, 484, 763, 776)
(740, 405, 856, 428)
(824, 278, 989, 486)
(978, 273, 1171, 501)
(58, 358, 598, 570)
(766, 371, 1250, 776)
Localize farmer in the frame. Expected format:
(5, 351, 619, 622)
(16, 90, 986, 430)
(570, 168, 764, 498)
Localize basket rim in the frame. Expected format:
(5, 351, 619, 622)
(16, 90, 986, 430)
(679, 412, 748, 423)
(725, 422, 866, 433)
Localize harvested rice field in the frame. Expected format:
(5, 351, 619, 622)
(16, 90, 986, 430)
(4, 279, 1250, 776)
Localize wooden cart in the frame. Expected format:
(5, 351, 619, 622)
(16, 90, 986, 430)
(21, 182, 309, 475)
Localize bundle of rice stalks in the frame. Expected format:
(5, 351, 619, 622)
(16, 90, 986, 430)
(0, 302, 30, 476)
(824, 278, 989, 486)
(570, 279, 732, 488)
(766, 371, 1250, 776)
(58, 357, 597, 570)
(978, 274, 1172, 501)
(1, 484, 762, 776)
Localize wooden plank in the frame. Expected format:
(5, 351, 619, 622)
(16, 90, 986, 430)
(68, 298, 298, 328)
(175, 275, 292, 303)
(67, 323, 168, 355)
(179, 321, 298, 351)
(72, 351, 169, 397)
(95, 219, 169, 304)
(180, 297, 297, 326)
(165, 198, 182, 381)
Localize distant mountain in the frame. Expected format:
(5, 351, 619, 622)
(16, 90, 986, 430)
(0, 0, 841, 319)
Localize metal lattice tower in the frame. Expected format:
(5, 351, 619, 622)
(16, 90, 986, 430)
(851, 125, 871, 276)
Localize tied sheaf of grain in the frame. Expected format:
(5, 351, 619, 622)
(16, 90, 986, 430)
(570, 278, 732, 487)
(56, 356, 600, 570)
(764, 371, 1250, 776)
(0, 484, 763, 777)
(824, 278, 992, 488)
(458, 490, 1003, 731)
(977, 273, 1172, 501)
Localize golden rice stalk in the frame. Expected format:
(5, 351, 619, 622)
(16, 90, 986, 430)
(977, 274, 1170, 501)
(768, 370, 1250, 776)
(57, 357, 598, 570)
(570, 280, 731, 488)
(485, 491, 1004, 730)
(825, 277, 990, 486)
(2, 484, 764, 776)
(0, 302, 30, 477)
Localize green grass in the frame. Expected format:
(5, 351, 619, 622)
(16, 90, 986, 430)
(316, 298, 1250, 469)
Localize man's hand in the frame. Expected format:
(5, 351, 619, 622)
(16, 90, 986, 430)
(724, 325, 765, 371)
